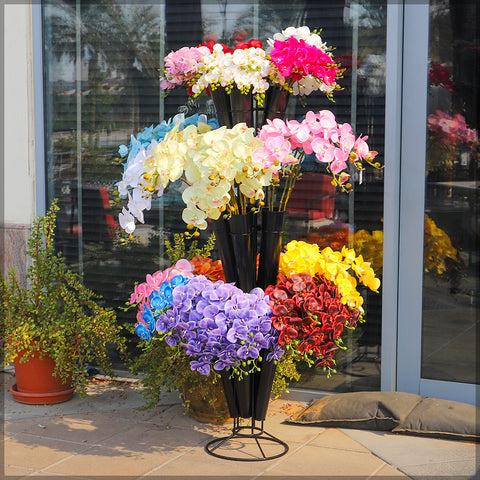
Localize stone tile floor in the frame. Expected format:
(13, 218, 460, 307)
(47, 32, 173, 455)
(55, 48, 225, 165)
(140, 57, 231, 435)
(2, 372, 478, 479)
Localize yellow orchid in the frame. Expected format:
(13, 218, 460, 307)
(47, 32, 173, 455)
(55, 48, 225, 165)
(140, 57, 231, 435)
(279, 240, 381, 311)
(353, 229, 383, 275)
(424, 215, 457, 275)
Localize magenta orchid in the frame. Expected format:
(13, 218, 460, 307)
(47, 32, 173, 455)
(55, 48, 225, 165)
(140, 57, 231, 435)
(266, 26, 342, 97)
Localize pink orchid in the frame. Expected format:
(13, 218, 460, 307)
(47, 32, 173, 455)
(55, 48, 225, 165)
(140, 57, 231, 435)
(129, 260, 195, 308)
(354, 135, 370, 158)
(286, 120, 311, 151)
(253, 109, 379, 204)
(330, 149, 349, 174)
(130, 282, 150, 305)
(311, 137, 334, 162)
(164, 259, 195, 281)
(337, 125, 356, 152)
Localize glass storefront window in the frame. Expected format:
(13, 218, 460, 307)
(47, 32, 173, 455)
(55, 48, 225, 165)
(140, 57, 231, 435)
(43, 1, 386, 391)
(422, 0, 479, 384)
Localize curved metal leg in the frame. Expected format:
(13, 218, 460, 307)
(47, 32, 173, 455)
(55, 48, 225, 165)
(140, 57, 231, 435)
(205, 418, 289, 461)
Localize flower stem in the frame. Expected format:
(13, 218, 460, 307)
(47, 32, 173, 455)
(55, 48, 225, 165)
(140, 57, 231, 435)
(279, 152, 304, 211)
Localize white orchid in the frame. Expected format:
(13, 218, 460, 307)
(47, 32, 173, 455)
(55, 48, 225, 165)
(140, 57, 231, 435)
(192, 46, 271, 97)
(118, 208, 136, 234)
(267, 26, 327, 50)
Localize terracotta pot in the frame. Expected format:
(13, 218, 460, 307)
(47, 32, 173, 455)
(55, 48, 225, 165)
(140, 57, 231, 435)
(180, 382, 231, 424)
(10, 350, 75, 404)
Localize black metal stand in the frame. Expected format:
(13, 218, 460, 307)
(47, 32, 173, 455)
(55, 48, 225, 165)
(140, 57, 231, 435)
(205, 417, 289, 461)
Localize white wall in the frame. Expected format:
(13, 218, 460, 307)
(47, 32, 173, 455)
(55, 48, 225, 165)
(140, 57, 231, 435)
(4, 4, 36, 225)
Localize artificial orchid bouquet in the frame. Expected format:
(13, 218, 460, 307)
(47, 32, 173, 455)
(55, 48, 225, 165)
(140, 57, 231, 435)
(305, 227, 384, 276)
(426, 110, 478, 174)
(263, 239, 381, 375)
(266, 272, 360, 375)
(427, 110, 478, 148)
(279, 240, 380, 312)
(160, 26, 341, 101)
(267, 26, 340, 97)
(130, 259, 283, 378)
(253, 110, 380, 210)
(424, 214, 462, 278)
(116, 111, 380, 235)
(429, 63, 454, 92)
(115, 113, 219, 234)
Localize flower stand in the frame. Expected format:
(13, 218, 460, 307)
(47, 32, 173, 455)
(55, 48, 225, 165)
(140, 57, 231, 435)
(206, 214, 289, 461)
(117, 26, 382, 464)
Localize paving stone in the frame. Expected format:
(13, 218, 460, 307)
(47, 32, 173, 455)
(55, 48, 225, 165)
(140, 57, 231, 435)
(43, 445, 176, 477)
(372, 463, 412, 478)
(309, 428, 372, 453)
(5, 412, 137, 444)
(263, 444, 387, 478)
(399, 460, 480, 480)
(4, 434, 90, 470)
(341, 428, 477, 468)
(98, 422, 211, 456)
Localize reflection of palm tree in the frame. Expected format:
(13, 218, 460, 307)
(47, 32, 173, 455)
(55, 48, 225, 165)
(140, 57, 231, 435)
(47, 1, 161, 132)
(229, 1, 306, 45)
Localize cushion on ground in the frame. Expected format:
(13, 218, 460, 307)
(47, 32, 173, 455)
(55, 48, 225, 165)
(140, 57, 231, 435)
(288, 391, 423, 431)
(392, 397, 480, 441)
(288, 391, 479, 441)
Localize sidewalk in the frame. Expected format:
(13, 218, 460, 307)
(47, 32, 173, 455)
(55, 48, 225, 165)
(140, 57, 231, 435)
(2, 371, 478, 479)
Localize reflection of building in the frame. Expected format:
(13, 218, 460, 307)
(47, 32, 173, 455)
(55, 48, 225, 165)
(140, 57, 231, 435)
(3, 1, 478, 406)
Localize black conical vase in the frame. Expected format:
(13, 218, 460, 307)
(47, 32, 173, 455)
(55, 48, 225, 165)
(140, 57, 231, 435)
(262, 86, 290, 123)
(230, 89, 254, 127)
(219, 355, 277, 422)
(229, 212, 257, 292)
(210, 87, 233, 128)
(211, 88, 255, 129)
(257, 209, 286, 290)
(219, 370, 252, 419)
(211, 216, 238, 285)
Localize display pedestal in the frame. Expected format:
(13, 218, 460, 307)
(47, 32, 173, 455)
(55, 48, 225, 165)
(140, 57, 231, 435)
(205, 417, 289, 461)
(205, 358, 288, 461)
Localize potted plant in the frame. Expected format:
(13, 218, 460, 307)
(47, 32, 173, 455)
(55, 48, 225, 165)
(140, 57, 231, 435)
(126, 233, 233, 422)
(0, 200, 126, 404)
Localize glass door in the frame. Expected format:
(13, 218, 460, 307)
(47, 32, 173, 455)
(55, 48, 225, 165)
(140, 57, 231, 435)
(43, 0, 386, 387)
(396, 1, 479, 404)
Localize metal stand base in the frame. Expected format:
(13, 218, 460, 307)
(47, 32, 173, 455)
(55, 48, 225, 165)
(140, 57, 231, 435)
(205, 417, 289, 461)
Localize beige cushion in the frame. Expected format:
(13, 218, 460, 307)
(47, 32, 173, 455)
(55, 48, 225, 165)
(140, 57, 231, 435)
(289, 391, 423, 431)
(392, 397, 480, 441)
(288, 391, 480, 441)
